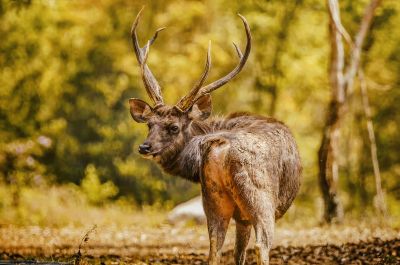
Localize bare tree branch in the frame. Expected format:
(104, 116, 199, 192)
(327, 0, 354, 48)
(327, 0, 345, 103)
(345, 0, 383, 95)
(358, 69, 387, 216)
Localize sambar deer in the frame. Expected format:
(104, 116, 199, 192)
(128, 8, 301, 265)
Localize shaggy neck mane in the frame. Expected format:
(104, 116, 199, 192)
(159, 112, 282, 182)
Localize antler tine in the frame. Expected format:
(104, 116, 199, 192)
(176, 41, 212, 111)
(131, 6, 165, 105)
(149, 27, 166, 45)
(232, 42, 243, 59)
(193, 14, 251, 102)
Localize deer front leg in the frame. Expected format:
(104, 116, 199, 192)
(202, 191, 234, 265)
(234, 220, 251, 265)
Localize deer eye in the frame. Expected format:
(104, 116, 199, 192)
(168, 124, 180, 134)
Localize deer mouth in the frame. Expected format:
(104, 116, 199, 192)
(140, 151, 163, 163)
(141, 149, 163, 159)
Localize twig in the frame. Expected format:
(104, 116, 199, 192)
(74, 225, 97, 265)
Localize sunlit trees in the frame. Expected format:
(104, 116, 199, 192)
(0, 0, 399, 222)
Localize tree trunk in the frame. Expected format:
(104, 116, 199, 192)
(318, 100, 344, 222)
(318, 0, 345, 223)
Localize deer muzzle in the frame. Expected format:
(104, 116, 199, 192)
(138, 142, 152, 155)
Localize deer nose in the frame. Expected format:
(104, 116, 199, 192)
(139, 143, 151, 154)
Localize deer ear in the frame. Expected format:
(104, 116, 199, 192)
(188, 94, 212, 120)
(129, 98, 153, 123)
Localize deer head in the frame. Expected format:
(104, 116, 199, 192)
(128, 7, 251, 162)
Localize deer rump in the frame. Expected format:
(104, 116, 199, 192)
(179, 113, 302, 221)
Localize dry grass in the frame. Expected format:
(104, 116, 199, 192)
(1, 185, 399, 264)
(1, 215, 398, 257)
(0, 185, 168, 228)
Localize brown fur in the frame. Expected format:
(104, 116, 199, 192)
(128, 10, 300, 264)
(129, 100, 302, 265)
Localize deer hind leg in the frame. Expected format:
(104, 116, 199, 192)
(232, 171, 275, 265)
(244, 198, 274, 265)
(253, 212, 274, 265)
(234, 220, 251, 265)
(202, 191, 234, 265)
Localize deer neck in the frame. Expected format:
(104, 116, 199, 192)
(158, 119, 216, 182)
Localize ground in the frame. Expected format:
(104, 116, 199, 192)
(0, 221, 399, 264)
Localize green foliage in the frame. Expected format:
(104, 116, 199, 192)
(81, 164, 118, 205)
(0, 0, 399, 223)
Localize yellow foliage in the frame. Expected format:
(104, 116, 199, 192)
(81, 164, 118, 205)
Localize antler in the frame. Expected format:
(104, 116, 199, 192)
(175, 41, 212, 111)
(131, 7, 165, 106)
(175, 14, 252, 112)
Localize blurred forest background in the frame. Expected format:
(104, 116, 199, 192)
(0, 0, 399, 227)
